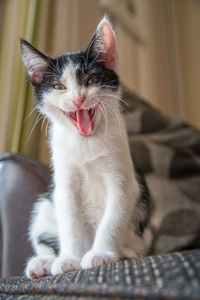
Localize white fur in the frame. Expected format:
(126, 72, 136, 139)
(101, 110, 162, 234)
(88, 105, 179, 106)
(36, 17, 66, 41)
(24, 17, 149, 279)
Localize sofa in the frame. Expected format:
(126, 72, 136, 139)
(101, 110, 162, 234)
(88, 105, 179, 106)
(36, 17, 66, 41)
(0, 89, 199, 299)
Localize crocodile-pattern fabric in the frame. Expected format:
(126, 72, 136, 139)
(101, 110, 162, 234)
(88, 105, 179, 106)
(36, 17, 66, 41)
(122, 89, 200, 254)
(0, 250, 199, 299)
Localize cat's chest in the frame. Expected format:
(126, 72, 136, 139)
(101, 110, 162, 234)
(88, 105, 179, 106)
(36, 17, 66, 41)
(52, 129, 107, 222)
(80, 163, 106, 224)
(51, 125, 112, 165)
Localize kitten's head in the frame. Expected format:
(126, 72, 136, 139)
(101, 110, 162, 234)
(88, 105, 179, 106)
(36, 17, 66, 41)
(21, 16, 119, 136)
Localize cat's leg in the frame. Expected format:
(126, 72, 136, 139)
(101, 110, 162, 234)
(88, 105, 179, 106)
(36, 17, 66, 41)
(51, 169, 84, 275)
(25, 197, 57, 278)
(81, 171, 141, 269)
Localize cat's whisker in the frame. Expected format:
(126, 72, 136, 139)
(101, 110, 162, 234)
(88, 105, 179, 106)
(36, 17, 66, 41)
(59, 108, 65, 122)
(41, 116, 47, 131)
(99, 99, 108, 135)
(98, 101, 108, 136)
(120, 105, 134, 120)
(24, 106, 38, 121)
(55, 107, 62, 121)
(40, 115, 50, 137)
(97, 96, 121, 137)
(110, 99, 132, 119)
(99, 93, 129, 107)
(102, 99, 122, 136)
(102, 102, 109, 136)
(26, 114, 43, 145)
(96, 94, 122, 136)
(45, 119, 49, 137)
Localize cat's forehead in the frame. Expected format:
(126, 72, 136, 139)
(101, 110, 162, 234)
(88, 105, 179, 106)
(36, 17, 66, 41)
(55, 52, 84, 84)
(60, 62, 78, 87)
(54, 51, 104, 82)
(55, 51, 85, 70)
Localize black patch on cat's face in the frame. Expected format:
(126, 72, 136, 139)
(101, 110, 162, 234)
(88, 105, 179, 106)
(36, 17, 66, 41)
(76, 52, 119, 90)
(34, 50, 119, 104)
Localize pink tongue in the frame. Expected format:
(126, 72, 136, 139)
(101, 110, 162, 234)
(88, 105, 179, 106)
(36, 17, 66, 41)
(76, 109, 93, 136)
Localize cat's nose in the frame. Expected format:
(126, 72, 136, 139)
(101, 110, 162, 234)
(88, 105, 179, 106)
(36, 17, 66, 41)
(73, 95, 85, 109)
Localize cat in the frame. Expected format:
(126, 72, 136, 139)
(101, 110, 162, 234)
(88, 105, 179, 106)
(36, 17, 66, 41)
(21, 16, 151, 279)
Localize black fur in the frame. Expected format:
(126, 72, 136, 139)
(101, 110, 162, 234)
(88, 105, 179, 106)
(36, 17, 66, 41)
(38, 233, 60, 256)
(134, 165, 152, 236)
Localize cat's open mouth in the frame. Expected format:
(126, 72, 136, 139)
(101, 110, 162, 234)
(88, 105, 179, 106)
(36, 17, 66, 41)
(62, 107, 98, 136)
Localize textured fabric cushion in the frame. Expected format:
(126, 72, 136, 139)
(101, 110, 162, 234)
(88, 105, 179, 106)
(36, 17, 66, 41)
(122, 89, 200, 254)
(0, 250, 199, 299)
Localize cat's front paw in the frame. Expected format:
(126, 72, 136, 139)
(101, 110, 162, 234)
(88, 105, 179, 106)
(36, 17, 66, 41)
(51, 256, 81, 275)
(81, 250, 119, 269)
(25, 256, 55, 279)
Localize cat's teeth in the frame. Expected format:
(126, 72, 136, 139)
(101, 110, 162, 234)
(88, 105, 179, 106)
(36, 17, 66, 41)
(69, 112, 76, 117)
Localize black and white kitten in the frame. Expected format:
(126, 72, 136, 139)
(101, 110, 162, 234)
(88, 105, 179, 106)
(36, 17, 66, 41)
(21, 16, 151, 279)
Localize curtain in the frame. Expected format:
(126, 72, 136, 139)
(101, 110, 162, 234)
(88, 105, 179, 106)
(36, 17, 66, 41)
(0, 0, 52, 163)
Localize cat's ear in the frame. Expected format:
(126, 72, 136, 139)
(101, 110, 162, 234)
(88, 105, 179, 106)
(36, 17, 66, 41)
(20, 39, 49, 85)
(87, 16, 119, 71)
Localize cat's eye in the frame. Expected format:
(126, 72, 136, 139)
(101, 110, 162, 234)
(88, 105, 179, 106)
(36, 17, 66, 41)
(87, 77, 99, 85)
(53, 83, 66, 90)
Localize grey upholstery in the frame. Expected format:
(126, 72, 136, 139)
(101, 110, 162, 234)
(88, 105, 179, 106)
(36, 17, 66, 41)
(0, 153, 50, 277)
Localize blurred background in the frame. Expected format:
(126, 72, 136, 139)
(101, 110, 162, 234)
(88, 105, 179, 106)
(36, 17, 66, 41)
(0, 0, 200, 165)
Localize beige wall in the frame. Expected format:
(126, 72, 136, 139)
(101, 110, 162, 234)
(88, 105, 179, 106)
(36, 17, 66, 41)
(173, 0, 200, 129)
(107, 0, 200, 128)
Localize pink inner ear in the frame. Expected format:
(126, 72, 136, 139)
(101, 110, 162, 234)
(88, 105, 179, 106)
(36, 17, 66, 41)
(29, 64, 46, 84)
(101, 22, 118, 71)
(32, 69, 44, 83)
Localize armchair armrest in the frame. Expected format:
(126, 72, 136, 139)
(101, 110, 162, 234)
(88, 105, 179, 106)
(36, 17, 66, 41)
(0, 153, 50, 277)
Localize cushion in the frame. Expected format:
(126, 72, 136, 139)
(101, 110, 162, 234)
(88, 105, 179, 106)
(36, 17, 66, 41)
(0, 250, 199, 299)
(122, 88, 200, 254)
